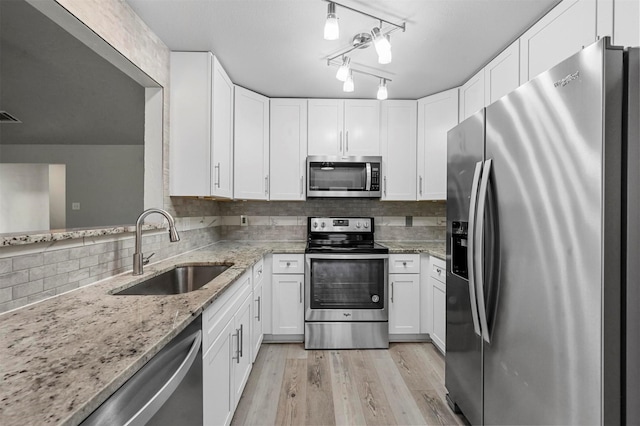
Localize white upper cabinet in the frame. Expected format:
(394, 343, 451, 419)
(417, 88, 459, 201)
(343, 100, 381, 156)
(234, 86, 270, 200)
(308, 99, 380, 156)
(459, 68, 485, 121)
(380, 100, 417, 201)
(598, 0, 640, 47)
(484, 41, 520, 106)
(170, 52, 234, 198)
(519, 0, 597, 83)
(270, 99, 307, 200)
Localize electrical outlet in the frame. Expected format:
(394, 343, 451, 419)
(240, 215, 248, 226)
(72, 202, 80, 211)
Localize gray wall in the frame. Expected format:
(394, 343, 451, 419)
(1, 145, 143, 228)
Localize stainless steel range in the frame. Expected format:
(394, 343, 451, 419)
(304, 217, 389, 349)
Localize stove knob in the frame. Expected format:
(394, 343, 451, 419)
(364, 222, 369, 228)
(312, 221, 318, 229)
(320, 222, 326, 228)
(356, 222, 361, 229)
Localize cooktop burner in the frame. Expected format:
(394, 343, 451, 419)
(305, 217, 389, 254)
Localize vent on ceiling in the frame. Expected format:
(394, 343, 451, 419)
(0, 111, 21, 123)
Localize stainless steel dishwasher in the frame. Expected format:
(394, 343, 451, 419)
(81, 317, 203, 426)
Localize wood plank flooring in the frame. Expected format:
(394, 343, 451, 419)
(231, 343, 467, 426)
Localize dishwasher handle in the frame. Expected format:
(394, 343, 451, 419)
(125, 330, 202, 426)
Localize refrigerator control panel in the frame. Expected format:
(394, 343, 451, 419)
(451, 221, 468, 279)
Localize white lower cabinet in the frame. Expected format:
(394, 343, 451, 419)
(271, 254, 305, 337)
(388, 254, 421, 336)
(429, 257, 447, 354)
(202, 269, 253, 426)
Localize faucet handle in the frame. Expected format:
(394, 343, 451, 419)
(143, 252, 155, 265)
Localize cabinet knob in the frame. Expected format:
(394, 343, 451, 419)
(403, 261, 407, 266)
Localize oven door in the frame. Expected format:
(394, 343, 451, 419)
(305, 253, 388, 322)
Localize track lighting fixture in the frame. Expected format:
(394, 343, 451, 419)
(371, 27, 392, 64)
(343, 70, 354, 92)
(323, 2, 339, 40)
(376, 79, 388, 100)
(321, 0, 404, 99)
(335, 56, 351, 82)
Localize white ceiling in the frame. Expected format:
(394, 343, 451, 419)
(126, 0, 561, 100)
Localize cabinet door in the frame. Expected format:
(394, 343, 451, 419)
(520, 0, 597, 83)
(431, 278, 446, 353)
(307, 99, 343, 156)
(270, 99, 307, 200)
(380, 100, 417, 200)
(169, 52, 211, 196)
(484, 41, 520, 106)
(211, 56, 234, 199)
(459, 68, 485, 121)
(389, 273, 420, 335)
(272, 274, 304, 335)
(613, 0, 640, 46)
(203, 318, 234, 426)
(251, 281, 263, 363)
(343, 100, 381, 156)
(417, 88, 458, 200)
(234, 86, 270, 200)
(232, 293, 253, 409)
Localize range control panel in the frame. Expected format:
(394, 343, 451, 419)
(309, 217, 373, 233)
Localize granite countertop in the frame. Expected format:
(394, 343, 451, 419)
(380, 241, 445, 260)
(0, 241, 305, 426)
(0, 239, 443, 426)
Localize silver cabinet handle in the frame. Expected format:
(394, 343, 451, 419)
(467, 161, 483, 338)
(239, 324, 244, 358)
(419, 175, 423, 196)
(299, 282, 302, 304)
(232, 329, 240, 363)
(475, 159, 492, 344)
(345, 130, 349, 152)
(391, 282, 394, 303)
(214, 163, 221, 188)
(265, 175, 269, 195)
(300, 176, 304, 196)
(384, 176, 387, 196)
(339, 131, 343, 153)
(255, 296, 261, 320)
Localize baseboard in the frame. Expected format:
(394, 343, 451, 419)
(263, 334, 304, 343)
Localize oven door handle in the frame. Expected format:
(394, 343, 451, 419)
(304, 253, 389, 260)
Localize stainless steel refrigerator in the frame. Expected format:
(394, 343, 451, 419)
(445, 38, 639, 425)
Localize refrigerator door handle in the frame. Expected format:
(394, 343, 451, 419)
(467, 161, 483, 338)
(475, 158, 493, 344)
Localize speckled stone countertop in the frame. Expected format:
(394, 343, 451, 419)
(0, 241, 305, 426)
(0, 223, 163, 246)
(379, 241, 445, 260)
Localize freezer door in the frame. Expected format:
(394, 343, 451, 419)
(482, 39, 623, 424)
(445, 111, 484, 425)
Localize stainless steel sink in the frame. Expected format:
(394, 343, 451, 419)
(114, 264, 232, 295)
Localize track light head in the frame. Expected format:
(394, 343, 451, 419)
(324, 2, 339, 40)
(343, 70, 354, 92)
(336, 56, 351, 81)
(376, 79, 388, 100)
(371, 27, 392, 64)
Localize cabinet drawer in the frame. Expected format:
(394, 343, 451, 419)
(389, 254, 420, 274)
(253, 257, 265, 288)
(202, 270, 251, 352)
(272, 254, 304, 274)
(430, 257, 446, 283)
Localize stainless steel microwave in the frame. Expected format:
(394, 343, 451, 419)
(306, 156, 382, 198)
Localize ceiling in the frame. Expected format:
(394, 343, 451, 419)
(126, 0, 561, 100)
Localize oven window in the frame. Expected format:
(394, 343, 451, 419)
(308, 163, 366, 191)
(309, 258, 385, 309)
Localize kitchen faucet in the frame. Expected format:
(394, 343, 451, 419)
(133, 208, 180, 275)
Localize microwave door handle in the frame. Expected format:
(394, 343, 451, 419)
(366, 163, 372, 191)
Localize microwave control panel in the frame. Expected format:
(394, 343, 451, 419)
(370, 165, 380, 190)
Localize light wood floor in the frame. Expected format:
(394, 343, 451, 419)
(231, 342, 468, 426)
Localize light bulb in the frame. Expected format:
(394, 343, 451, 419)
(324, 3, 339, 40)
(371, 27, 392, 64)
(377, 79, 388, 100)
(336, 57, 351, 81)
(343, 71, 354, 92)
